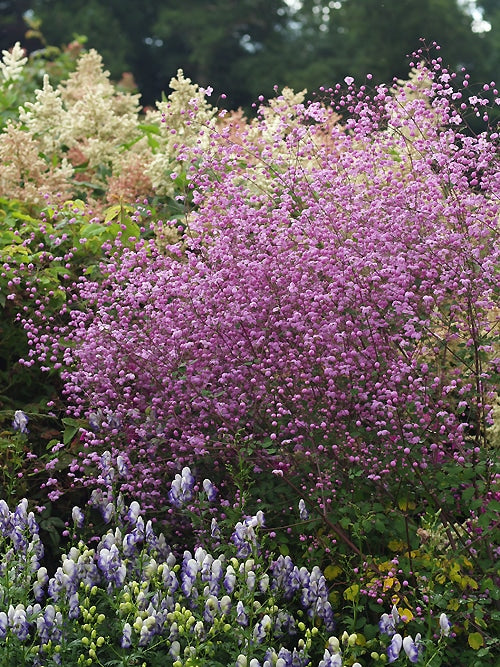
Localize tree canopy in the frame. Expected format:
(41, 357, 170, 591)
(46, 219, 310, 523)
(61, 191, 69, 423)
(0, 0, 497, 108)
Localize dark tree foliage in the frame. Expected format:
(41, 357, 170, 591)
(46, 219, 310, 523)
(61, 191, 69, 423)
(0, 0, 496, 109)
(0, 0, 42, 51)
(283, 0, 494, 90)
(20, 0, 293, 108)
(474, 0, 500, 80)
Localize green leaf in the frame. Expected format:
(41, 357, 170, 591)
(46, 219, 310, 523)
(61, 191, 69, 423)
(138, 123, 161, 135)
(62, 417, 82, 445)
(344, 584, 359, 601)
(1, 244, 29, 256)
(461, 486, 476, 501)
(104, 204, 123, 223)
(468, 632, 484, 650)
(81, 223, 106, 237)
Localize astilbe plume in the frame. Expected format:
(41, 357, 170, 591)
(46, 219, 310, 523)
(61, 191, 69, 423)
(0, 42, 27, 83)
(2, 49, 220, 209)
(24, 56, 499, 506)
(0, 122, 73, 204)
(144, 68, 219, 197)
(17, 50, 142, 202)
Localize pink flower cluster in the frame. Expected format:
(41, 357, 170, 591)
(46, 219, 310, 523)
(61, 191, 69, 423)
(24, 57, 499, 505)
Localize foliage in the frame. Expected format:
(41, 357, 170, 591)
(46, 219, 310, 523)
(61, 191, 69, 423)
(27, 53, 499, 501)
(0, 40, 225, 213)
(5, 1, 495, 110)
(0, 35, 498, 667)
(0, 464, 458, 667)
(0, 37, 84, 130)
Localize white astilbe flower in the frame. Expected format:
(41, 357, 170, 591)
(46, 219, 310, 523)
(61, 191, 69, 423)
(0, 122, 73, 204)
(10, 48, 145, 206)
(1, 42, 27, 83)
(148, 68, 217, 133)
(146, 69, 218, 196)
(253, 86, 308, 145)
(56, 50, 142, 170)
(19, 76, 65, 155)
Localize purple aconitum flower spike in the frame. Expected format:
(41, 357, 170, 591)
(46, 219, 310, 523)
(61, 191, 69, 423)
(236, 600, 248, 627)
(249, 510, 265, 528)
(102, 502, 115, 523)
(33, 566, 48, 601)
(403, 635, 420, 663)
(259, 572, 270, 593)
(71, 506, 85, 528)
(211, 518, 221, 538)
(0, 612, 7, 639)
(12, 410, 29, 434)
(318, 650, 343, 667)
(439, 612, 451, 636)
(138, 615, 158, 646)
(169, 640, 181, 659)
(224, 564, 236, 593)
(0, 499, 10, 532)
(202, 478, 218, 501)
(97, 544, 126, 586)
(246, 569, 256, 591)
(30, 533, 44, 570)
(392, 605, 400, 623)
(27, 511, 39, 536)
(68, 592, 80, 619)
(168, 477, 182, 507)
(231, 521, 252, 557)
(380, 605, 400, 636)
(253, 614, 272, 643)
(379, 612, 396, 636)
(168, 467, 195, 507)
(220, 595, 231, 614)
(185, 557, 199, 580)
(181, 557, 199, 596)
(62, 557, 77, 581)
(388, 633, 403, 663)
(181, 466, 194, 493)
(14, 498, 28, 524)
(122, 516, 145, 555)
(145, 519, 159, 551)
(116, 454, 128, 477)
(121, 622, 132, 648)
(209, 558, 223, 594)
(125, 501, 141, 525)
(8, 604, 29, 641)
(203, 595, 219, 623)
(11, 526, 27, 552)
(275, 648, 293, 666)
(298, 499, 309, 520)
(87, 411, 101, 432)
(42, 604, 55, 629)
(162, 565, 179, 594)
